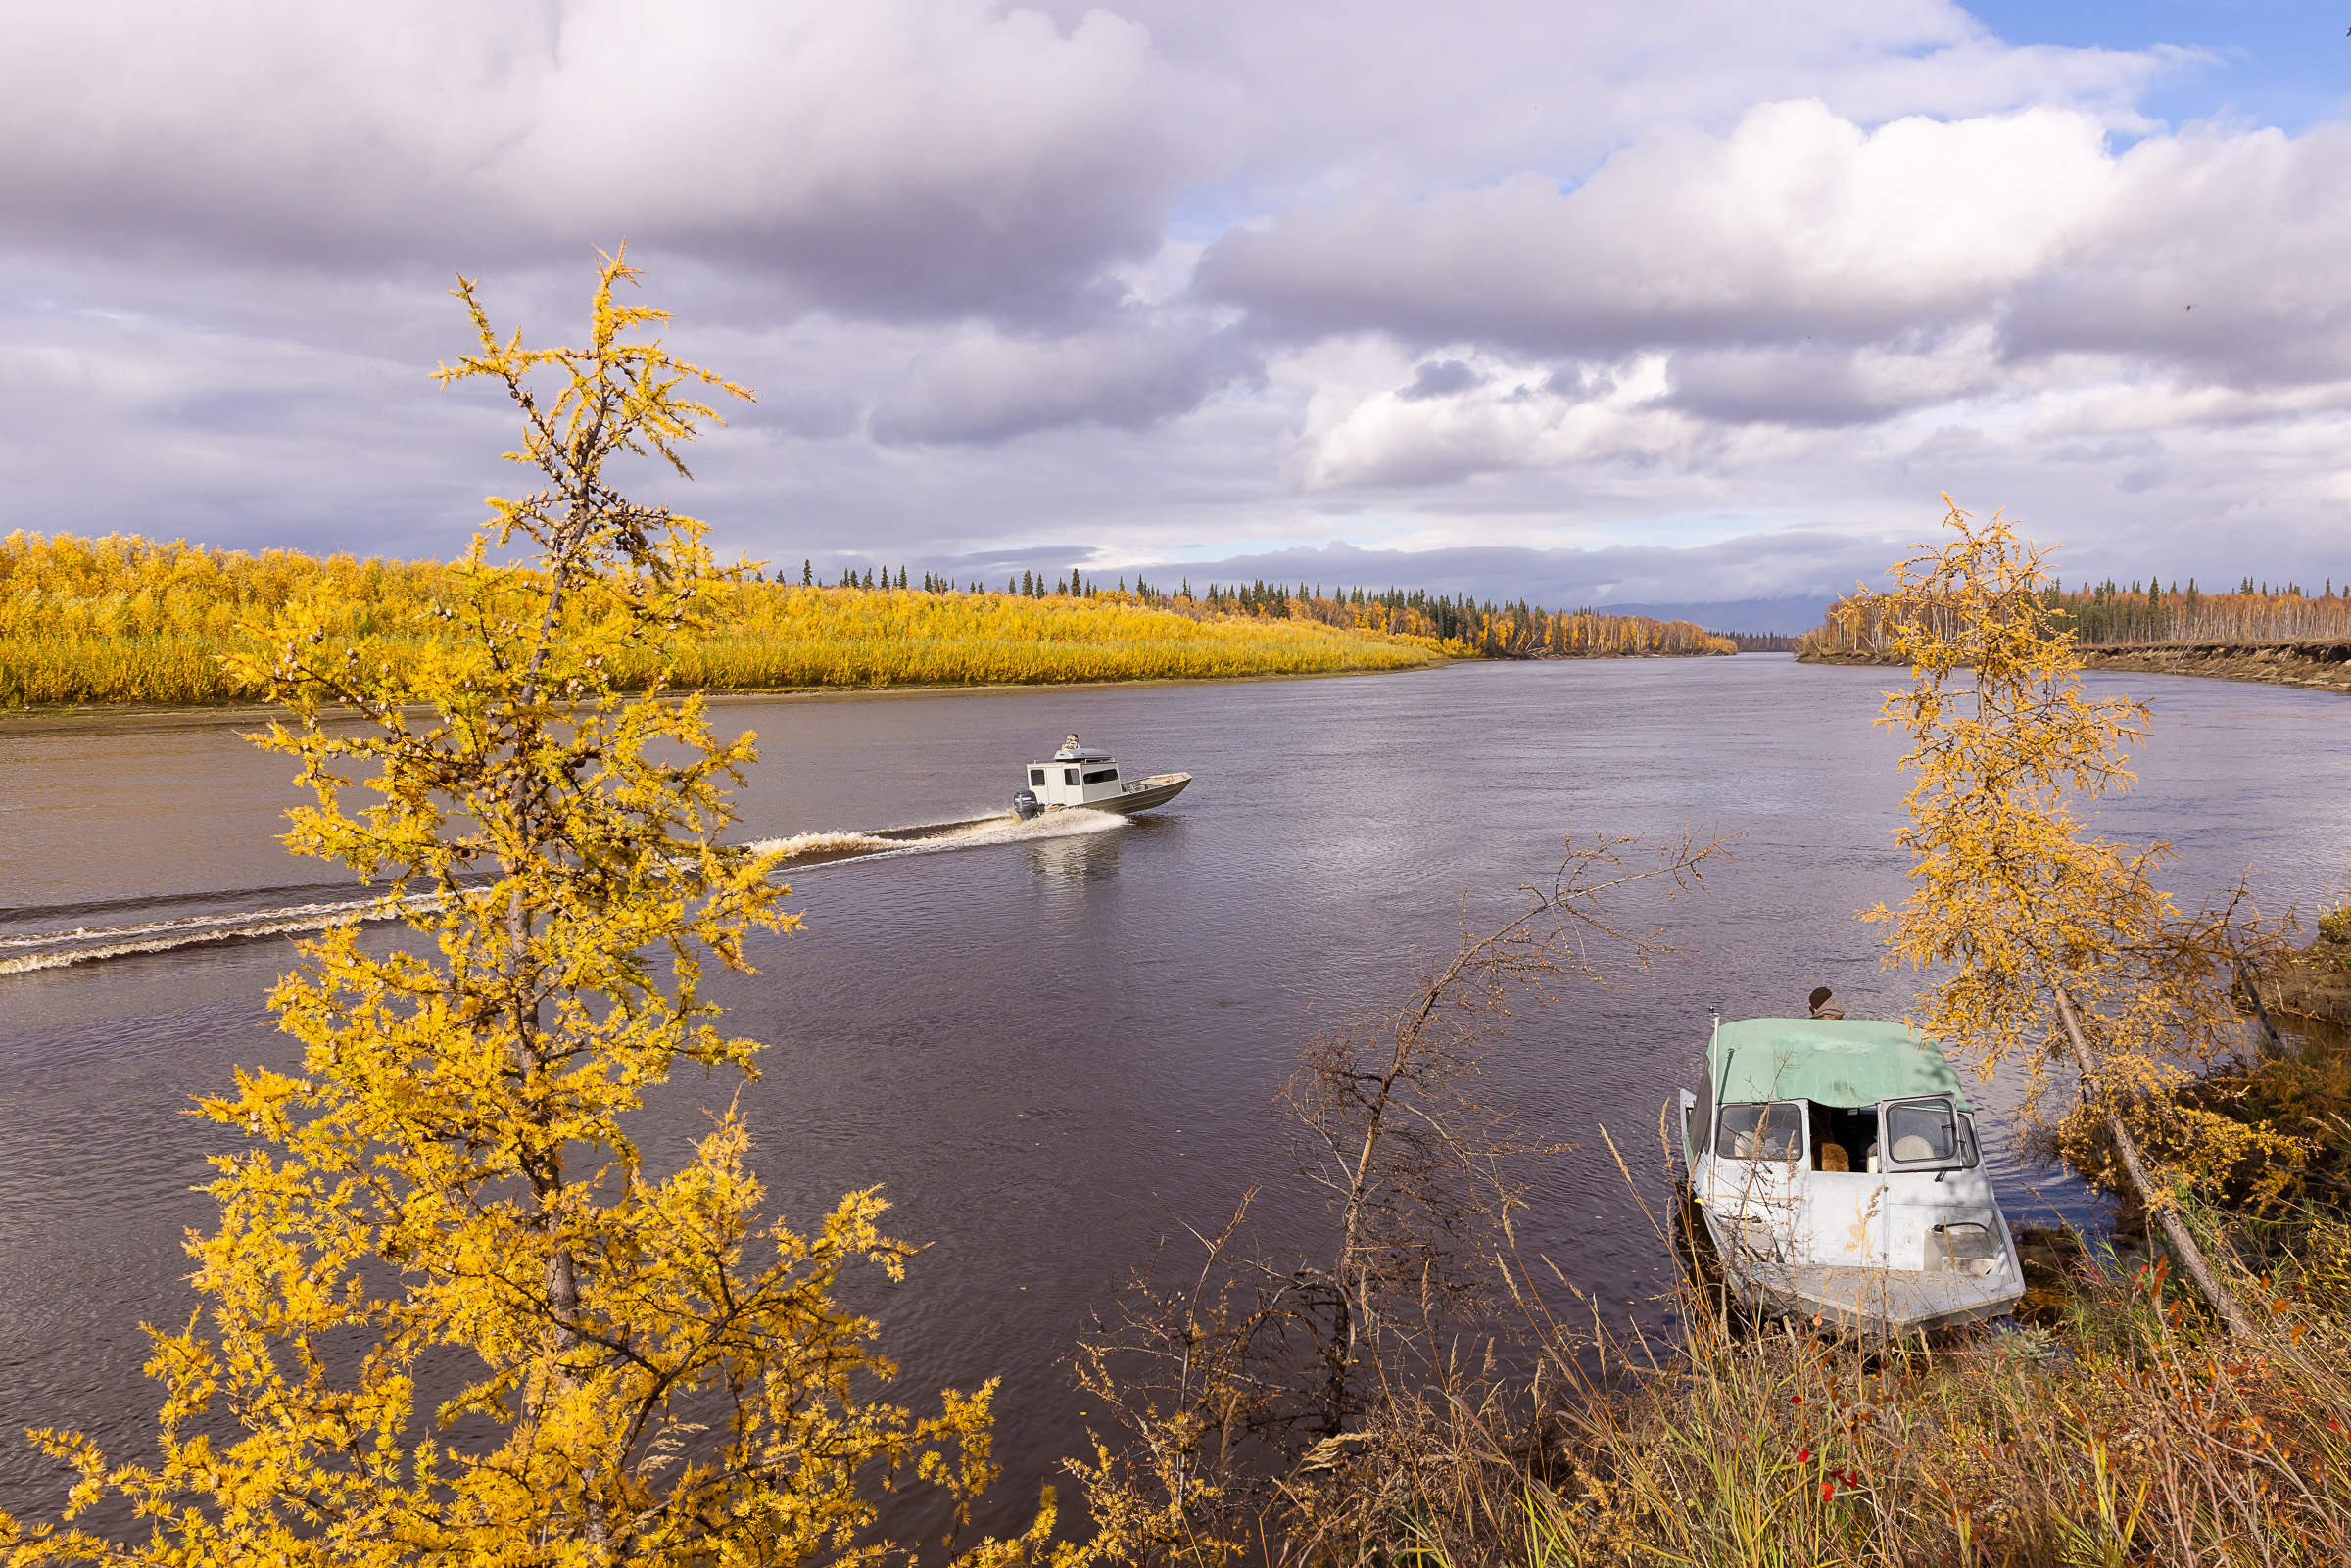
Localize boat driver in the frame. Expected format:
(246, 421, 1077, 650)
(1807, 986, 1845, 1021)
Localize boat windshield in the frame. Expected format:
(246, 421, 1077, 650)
(1884, 1097, 1960, 1166)
(1715, 1102, 1803, 1161)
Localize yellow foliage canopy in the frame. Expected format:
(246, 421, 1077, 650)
(1865, 499, 2298, 1210)
(0, 532, 1434, 708)
(0, 254, 1059, 1566)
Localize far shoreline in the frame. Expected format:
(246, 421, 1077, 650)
(1799, 640, 2351, 696)
(0, 657, 1464, 736)
(0, 647, 1810, 736)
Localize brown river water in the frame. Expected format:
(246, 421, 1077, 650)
(2, 656, 2346, 1535)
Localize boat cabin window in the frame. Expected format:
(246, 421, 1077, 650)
(1879, 1095, 1963, 1171)
(1082, 768, 1119, 784)
(1030, 769, 1046, 785)
(1715, 1102, 1803, 1161)
(1064, 768, 1081, 785)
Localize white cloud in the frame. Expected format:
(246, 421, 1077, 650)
(1290, 352, 1695, 490)
(1, 1, 2346, 597)
(1202, 96, 2351, 504)
(1203, 100, 2125, 350)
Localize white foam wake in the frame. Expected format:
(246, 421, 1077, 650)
(749, 830, 900, 859)
(0, 893, 441, 975)
(3, 810, 1126, 976)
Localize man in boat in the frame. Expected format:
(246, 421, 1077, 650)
(1807, 987, 1853, 1169)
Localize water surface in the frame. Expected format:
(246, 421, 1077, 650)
(3, 658, 2345, 1530)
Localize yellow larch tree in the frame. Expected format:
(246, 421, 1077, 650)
(1864, 499, 2291, 1337)
(1, 252, 1056, 1565)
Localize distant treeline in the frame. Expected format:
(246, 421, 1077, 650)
(1, 532, 1753, 707)
(1799, 575, 2351, 658)
(786, 560, 1735, 658)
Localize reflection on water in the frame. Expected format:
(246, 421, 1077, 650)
(1, 657, 2345, 1535)
(1026, 816, 1129, 885)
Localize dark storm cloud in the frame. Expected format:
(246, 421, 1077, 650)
(1399, 360, 1485, 402)
(1664, 341, 1995, 428)
(870, 317, 1261, 446)
(0, 0, 1188, 322)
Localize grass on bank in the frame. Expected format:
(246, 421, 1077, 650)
(0, 532, 1438, 707)
(1241, 1200, 2351, 1568)
(1527, 1221, 2351, 1566)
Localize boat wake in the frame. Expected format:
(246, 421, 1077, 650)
(747, 806, 1125, 866)
(2, 809, 1126, 976)
(0, 892, 442, 976)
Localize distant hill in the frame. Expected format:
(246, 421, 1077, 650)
(1583, 596, 1834, 638)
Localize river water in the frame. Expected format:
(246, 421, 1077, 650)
(3, 656, 2346, 1533)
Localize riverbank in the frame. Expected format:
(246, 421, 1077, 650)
(1112, 1195, 2351, 1566)
(2253, 927, 2351, 1026)
(2078, 637, 2351, 693)
(1799, 637, 2351, 694)
(1504, 1213, 2351, 1566)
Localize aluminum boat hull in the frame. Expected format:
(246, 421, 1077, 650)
(1692, 1207, 2026, 1341)
(1068, 771, 1190, 815)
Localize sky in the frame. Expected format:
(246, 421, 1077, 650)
(5, 1, 2350, 624)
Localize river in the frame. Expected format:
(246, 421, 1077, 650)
(2, 656, 2345, 1534)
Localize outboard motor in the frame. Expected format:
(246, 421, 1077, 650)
(1012, 788, 1042, 822)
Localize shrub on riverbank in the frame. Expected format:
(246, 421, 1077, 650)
(0, 530, 1436, 706)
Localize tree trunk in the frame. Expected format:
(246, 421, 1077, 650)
(2049, 981, 2257, 1338)
(2233, 960, 2288, 1055)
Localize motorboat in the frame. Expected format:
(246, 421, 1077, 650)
(1675, 1015, 2026, 1341)
(1012, 736, 1190, 821)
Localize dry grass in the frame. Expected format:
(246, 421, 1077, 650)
(1242, 1208, 2351, 1568)
(1526, 1240, 2350, 1566)
(1067, 1121, 2351, 1566)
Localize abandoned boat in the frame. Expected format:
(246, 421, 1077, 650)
(1675, 1015, 2026, 1340)
(1011, 736, 1190, 820)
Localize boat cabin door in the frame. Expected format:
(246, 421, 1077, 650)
(1706, 1100, 1806, 1264)
(1873, 1093, 1968, 1174)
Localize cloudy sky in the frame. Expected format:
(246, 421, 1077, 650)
(6, 0, 2348, 622)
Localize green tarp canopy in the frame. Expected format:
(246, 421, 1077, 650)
(1709, 1019, 1971, 1112)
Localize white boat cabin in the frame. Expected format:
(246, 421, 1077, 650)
(1026, 740, 1128, 807)
(1677, 1018, 2025, 1336)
